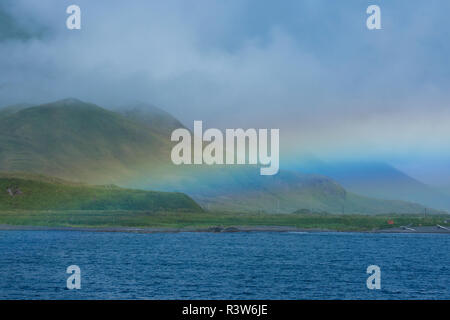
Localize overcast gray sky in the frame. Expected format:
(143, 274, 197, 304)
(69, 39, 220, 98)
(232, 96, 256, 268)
(1, 0, 450, 184)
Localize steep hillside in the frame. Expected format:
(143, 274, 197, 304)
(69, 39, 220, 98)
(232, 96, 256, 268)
(117, 102, 186, 136)
(0, 98, 442, 214)
(0, 172, 202, 212)
(0, 99, 175, 184)
(289, 160, 450, 211)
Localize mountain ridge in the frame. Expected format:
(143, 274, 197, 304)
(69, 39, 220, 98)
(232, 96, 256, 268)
(287, 159, 450, 211)
(0, 98, 174, 184)
(0, 98, 444, 214)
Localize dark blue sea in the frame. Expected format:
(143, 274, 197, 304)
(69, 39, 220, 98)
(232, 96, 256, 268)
(0, 231, 448, 299)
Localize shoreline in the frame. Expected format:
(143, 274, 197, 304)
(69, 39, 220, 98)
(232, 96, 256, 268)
(1, 224, 449, 234)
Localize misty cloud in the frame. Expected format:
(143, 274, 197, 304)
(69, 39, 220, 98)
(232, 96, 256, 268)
(1, 0, 450, 183)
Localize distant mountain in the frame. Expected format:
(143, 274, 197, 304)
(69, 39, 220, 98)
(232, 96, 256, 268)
(0, 172, 201, 212)
(0, 98, 442, 214)
(148, 167, 437, 214)
(288, 160, 450, 212)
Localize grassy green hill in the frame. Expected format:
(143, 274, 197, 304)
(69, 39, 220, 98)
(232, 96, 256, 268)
(0, 98, 444, 215)
(0, 172, 202, 212)
(0, 98, 175, 184)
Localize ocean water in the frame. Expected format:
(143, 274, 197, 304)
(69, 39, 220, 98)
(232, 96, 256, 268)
(0, 230, 448, 299)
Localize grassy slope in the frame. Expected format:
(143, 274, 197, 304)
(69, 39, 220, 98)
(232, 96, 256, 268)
(0, 173, 202, 212)
(0, 98, 445, 215)
(0, 99, 174, 184)
(202, 190, 436, 215)
(0, 210, 448, 231)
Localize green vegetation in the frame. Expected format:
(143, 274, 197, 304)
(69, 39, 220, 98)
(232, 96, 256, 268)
(0, 172, 448, 231)
(0, 98, 447, 215)
(0, 173, 202, 212)
(0, 210, 448, 231)
(0, 99, 174, 184)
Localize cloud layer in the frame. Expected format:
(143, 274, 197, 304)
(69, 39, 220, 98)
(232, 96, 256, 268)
(1, 0, 450, 183)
